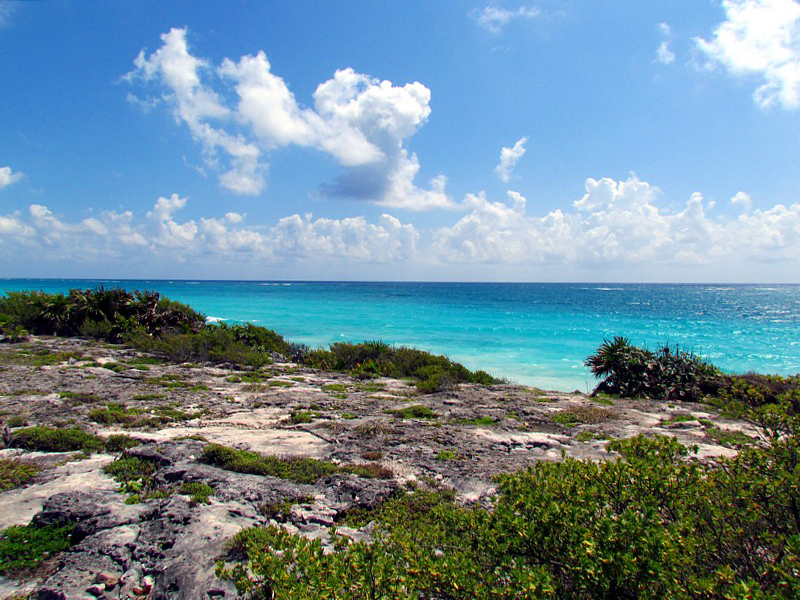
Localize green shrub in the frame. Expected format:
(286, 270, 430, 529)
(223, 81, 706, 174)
(3, 415, 27, 428)
(59, 391, 103, 404)
(303, 341, 499, 388)
(386, 405, 438, 419)
(586, 336, 721, 401)
(289, 411, 313, 424)
(0, 287, 205, 342)
(343, 462, 394, 479)
(10, 426, 105, 453)
(137, 327, 273, 368)
(104, 434, 143, 452)
(200, 444, 338, 484)
(103, 455, 158, 482)
(435, 449, 459, 461)
(104, 455, 159, 496)
(178, 481, 215, 505)
(260, 496, 315, 522)
(88, 403, 153, 428)
(452, 416, 497, 426)
(0, 458, 41, 491)
(552, 407, 614, 427)
(0, 523, 74, 576)
(322, 383, 347, 393)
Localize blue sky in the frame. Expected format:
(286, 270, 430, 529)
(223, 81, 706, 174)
(1, 0, 799, 282)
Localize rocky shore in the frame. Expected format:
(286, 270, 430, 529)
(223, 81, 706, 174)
(0, 336, 759, 599)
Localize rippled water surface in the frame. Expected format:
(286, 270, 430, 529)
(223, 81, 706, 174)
(3, 280, 798, 391)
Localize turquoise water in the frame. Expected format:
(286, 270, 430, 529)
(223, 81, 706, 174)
(2, 279, 799, 391)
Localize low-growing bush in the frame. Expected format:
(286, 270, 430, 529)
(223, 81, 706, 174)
(0, 287, 205, 342)
(303, 341, 500, 391)
(178, 481, 215, 505)
(0, 457, 40, 491)
(552, 407, 614, 426)
(386, 405, 438, 420)
(104, 455, 160, 496)
(88, 403, 151, 427)
(289, 411, 314, 424)
(200, 444, 338, 484)
(260, 496, 315, 522)
(10, 426, 105, 453)
(343, 462, 394, 479)
(0, 522, 74, 576)
(104, 434, 143, 452)
(220, 431, 800, 598)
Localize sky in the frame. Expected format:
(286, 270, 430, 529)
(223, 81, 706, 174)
(1, 0, 800, 283)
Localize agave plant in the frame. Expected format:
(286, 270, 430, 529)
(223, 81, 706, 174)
(585, 336, 637, 378)
(587, 337, 720, 401)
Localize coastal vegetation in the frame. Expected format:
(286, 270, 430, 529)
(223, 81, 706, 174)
(220, 426, 800, 598)
(0, 288, 496, 392)
(212, 339, 800, 598)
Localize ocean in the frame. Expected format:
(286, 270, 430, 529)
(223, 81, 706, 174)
(1, 279, 798, 392)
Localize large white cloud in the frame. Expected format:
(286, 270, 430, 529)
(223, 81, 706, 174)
(128, 28, 451, 209)
(696, 0, 800, 109)
(0, 166, 24, 190)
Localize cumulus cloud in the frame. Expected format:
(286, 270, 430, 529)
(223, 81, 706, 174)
(494, 137, 527, 182)
(731, 191, 753, 211)
(471, 5, 541, 34)
(432, 176, 800, 269)
(0, 166, 24, 190)
(127, 28, 450, 209)
(656, 22, 676, 65)
(696, 0, 800, 109)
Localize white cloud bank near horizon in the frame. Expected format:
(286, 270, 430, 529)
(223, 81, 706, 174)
(126, 28, 452, 210)
(2, 175, 798, 281)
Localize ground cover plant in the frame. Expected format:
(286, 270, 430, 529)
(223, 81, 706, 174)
(385, 405, 438, 419)
(0, 457, 41, 491)
(201, 444, 339, 484)
(10, 426, 106, 453)
(0, 522, 74, 577)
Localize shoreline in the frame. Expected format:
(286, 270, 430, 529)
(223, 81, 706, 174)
(2, 280, 798, 394)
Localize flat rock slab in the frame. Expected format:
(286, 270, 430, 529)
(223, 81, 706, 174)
(0, 453, 116, 529)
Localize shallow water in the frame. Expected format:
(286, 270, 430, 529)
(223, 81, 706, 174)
(2, 279, 798, 391)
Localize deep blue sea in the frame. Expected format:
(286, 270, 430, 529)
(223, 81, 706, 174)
(1, 279, 798, 392)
